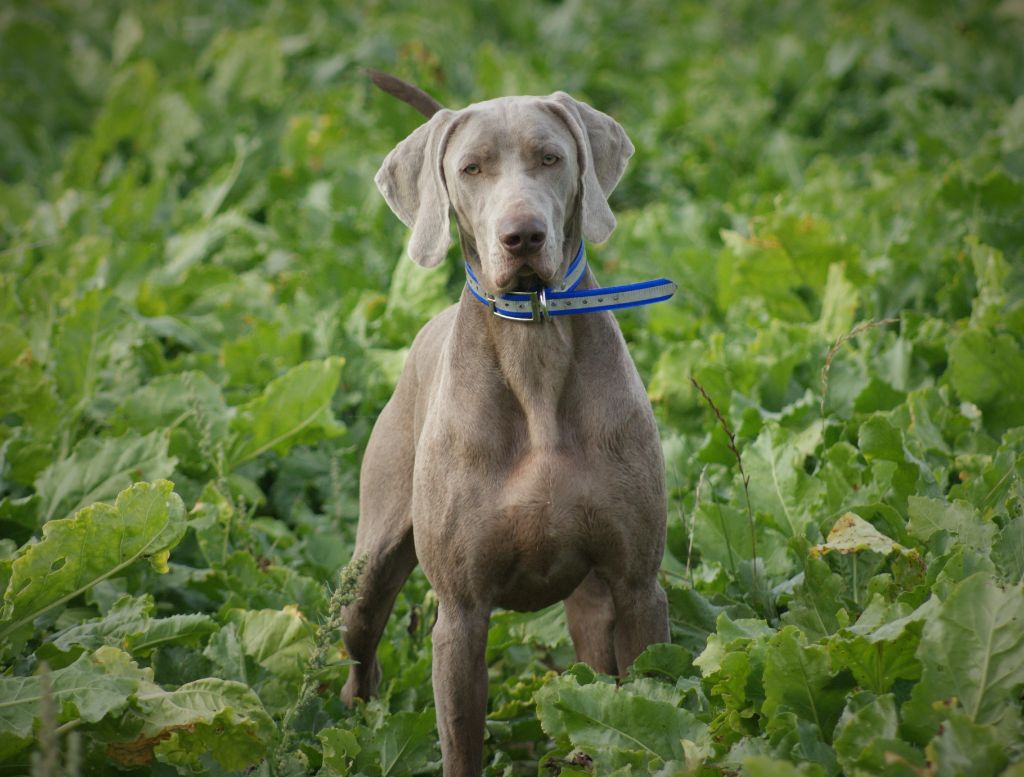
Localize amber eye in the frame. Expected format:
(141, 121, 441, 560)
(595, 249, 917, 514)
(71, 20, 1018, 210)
(463, 163, 481, 175)
(542, 153, 559, 166)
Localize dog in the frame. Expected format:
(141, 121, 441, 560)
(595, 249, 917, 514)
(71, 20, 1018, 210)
(342, 73, 672, 776)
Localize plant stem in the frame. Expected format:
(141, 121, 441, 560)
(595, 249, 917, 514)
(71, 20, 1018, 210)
(690, 375, 773, 618)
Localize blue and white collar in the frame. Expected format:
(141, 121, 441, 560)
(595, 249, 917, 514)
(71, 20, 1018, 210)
(464, 242, 677, 322)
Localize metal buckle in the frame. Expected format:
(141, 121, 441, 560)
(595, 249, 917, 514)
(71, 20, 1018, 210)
(530, 288, 548, 322)
(483, 289, 548, 322)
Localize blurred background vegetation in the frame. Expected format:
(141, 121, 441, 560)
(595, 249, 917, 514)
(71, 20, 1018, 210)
(2, 0, 1024, 774)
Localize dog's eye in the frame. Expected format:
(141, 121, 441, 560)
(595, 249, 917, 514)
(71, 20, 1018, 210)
(542, 154, 560, 166)
(463, 163, 481, 175)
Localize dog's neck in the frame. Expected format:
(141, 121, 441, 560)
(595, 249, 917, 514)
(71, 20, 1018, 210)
(455, 220, 596, 450)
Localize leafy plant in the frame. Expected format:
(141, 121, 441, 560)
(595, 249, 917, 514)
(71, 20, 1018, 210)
(1, 0, 1022, 774)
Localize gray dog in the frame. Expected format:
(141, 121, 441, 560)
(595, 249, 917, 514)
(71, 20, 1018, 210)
(342, 77, 671, 776)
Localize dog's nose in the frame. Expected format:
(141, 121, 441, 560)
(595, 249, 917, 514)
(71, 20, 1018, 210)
(498, 216, 546, 257)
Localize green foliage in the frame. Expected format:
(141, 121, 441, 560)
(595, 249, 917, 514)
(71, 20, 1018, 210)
(1, 0, 1022, 773)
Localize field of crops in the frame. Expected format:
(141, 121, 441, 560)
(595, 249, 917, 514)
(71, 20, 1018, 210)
(2, 0, 1023, 774)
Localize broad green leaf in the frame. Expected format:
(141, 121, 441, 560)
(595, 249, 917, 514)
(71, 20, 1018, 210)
(487, 603, 568, 660)
(858, 415, 904, 463)
(762, 626, 852, 743)
(320, 726, 362, 774)
(828, 597, 930, 693)
(201, 27, 285, 108)
(818, 262, 859, 340)
(222, 321, 307, 388)
(535, 673, 709, 766)
(833, 693, 923, 776)
(764, 711, 838, 775)
(992, 515, 1024, 584)
(695, 613, 774, 676)
(0, 481, 186, 642)
(947, 328, 1024, 435)
(666, 585, 755, 654)
(109, 371, 229, 476)
(34, 430, 176, 523)
(904, 573, 1024, 742)
(372, 709, 439, 777)
(107, 677, 275, 771)
(907, 496, 996, 552)
(780, 556, 846, 641)
(741, 755, 827, 777)
(51, 289, 130, 409)
(925, 712, 1008, 777)
(48, 594, 153, 653)
(630, 643, 695, 681)
(226, 357, 345, 468)
(125, 613, 218, 656)
(229, 606, 315, 677)
(381, 252, 453, 343)
(45, 592, 215, 657)
(744, 425, 822, 539)
(0, 646, 141, 759)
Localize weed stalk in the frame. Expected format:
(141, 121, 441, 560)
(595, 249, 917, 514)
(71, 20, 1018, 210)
(275, 554, 367, 772)
(690, 376, 773, 618)
(819, 318, 900, 427)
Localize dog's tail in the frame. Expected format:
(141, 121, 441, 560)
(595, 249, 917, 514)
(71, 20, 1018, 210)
(366, 68, 444, 118)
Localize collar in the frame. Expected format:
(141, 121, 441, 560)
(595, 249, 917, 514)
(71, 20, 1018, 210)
(464, 242, 677, 322)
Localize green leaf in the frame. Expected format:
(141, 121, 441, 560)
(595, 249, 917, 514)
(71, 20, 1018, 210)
(925, 711, 1008, 777)
(818, 262, 859, 340)
(373, 709, 439, 777)
(51, 290, 129, 409)
(858, 415, 905, 463)
(0, 646, 142, 759)
(695, 613, 774, 676)
(34, 430, 176, 523)
(762, 626, 852, 743)
(745, 425, 822, 539)
(741, 755, 828, 777)
(630, 643, 695, 681)
(48, 594, 153, 653)
(222, 321, 307, 388)
(780, 556, 847, 641)
(487, 603, 568, 660)
(111, 677, 275, 771)
(829, 597, 931, 693)
(948, 328, 1024, 435)
(904, 573, 1024, 742)
(226, 357, 345, 468)
(229, 606, 315, 677)
(907, 496, 996, 552)
(667, 585, 755, 654)
(125, 613, 218, 656)
(109, 370, 229, 476)
(0, 481, 186, 643)
(201, 27, 285, 108)
(992, 515, 1024, 584)
(535, 673, 709, 767)
(319, 726, 362, 774)
(833, 693, 923, 776)
(381, 252, 454, 343)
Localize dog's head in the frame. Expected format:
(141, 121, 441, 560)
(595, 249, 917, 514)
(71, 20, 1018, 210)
(375, 93, 633, 295)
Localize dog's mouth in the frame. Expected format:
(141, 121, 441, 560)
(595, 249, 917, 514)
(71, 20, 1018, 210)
(512, 268, 545, 293)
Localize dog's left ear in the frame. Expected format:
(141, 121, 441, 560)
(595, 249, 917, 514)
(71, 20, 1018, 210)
(547, 93, 634, 244)
(375, 109, 459, 268)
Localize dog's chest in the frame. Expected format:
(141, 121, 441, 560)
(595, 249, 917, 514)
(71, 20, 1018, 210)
(415, 394, 652, 608)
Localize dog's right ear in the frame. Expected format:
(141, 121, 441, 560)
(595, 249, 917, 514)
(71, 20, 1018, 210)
(375, 110, 458, 268)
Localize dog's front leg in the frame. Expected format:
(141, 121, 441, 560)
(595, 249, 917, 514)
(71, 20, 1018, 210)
(432, 601, 490, 777)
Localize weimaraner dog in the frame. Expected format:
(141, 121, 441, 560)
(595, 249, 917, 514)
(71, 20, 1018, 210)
(342, 77, 670, 776)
